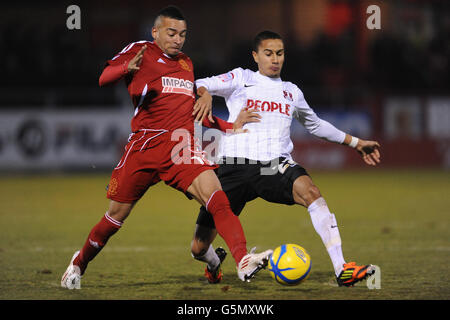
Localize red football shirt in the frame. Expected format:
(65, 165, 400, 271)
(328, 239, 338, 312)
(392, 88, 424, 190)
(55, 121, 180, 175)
(106, 41, 197, 133)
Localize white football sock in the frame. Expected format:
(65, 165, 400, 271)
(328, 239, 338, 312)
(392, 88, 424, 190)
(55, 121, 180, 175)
(307, 197, 346, 277)
(192, 244, 220, 271)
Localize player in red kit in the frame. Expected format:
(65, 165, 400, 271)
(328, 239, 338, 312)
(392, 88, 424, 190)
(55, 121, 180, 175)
(61, 6, 272, 289)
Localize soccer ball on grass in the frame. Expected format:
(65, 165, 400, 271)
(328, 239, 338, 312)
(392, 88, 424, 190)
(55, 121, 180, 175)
(268, 244, 311, 285)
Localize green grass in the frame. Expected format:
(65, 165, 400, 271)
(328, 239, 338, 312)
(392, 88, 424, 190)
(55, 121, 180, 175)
(0, 169, 449, 300)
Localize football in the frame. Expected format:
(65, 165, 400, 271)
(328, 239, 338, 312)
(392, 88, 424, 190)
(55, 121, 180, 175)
(268, 244, 311, 285)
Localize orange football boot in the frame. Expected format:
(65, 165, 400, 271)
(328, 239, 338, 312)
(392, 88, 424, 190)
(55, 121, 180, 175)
(336, 262, 375, 287)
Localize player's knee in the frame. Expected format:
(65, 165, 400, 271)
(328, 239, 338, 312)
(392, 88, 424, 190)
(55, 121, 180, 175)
(308, 185, 321, 203)
(190, 239, 208, 258)
(190, 170, 223, 206)
(294, 184, 321, 207)
(108, 201, 134, 222)
(200, 184, 223, 207)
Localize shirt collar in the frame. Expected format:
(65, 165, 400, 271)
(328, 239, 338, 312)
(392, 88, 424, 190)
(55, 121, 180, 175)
(153, 41, 180, 60)
(255, 70, 282, 84)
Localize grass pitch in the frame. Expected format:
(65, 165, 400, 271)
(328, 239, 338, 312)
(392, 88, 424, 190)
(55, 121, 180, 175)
(0, 169, 449, 300)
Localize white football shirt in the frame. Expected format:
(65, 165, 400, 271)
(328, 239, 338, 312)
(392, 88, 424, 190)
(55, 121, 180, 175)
(195, 68, 346, 161)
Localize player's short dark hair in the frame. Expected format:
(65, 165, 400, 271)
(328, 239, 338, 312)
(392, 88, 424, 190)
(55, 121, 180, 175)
(253, 30, 283, 52)
(156, 5, 185, 22)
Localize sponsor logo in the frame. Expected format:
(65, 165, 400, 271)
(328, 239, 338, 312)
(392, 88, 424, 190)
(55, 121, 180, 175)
(246, 98, 291, 116)
(161, 77, 195, 98)
(293, 246, 307, 263)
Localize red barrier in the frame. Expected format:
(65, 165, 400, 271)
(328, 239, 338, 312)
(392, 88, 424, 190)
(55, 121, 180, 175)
(291, 138, 448, 169)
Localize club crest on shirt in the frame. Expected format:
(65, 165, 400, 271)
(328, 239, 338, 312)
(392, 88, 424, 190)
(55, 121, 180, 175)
(283, 90, 293, 102)
(178, 59, 191, 72)
(107, 178, 118, 197)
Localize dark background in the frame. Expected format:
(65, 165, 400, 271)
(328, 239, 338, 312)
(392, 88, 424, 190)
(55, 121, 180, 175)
(1, 0, 449, 170)
(2, 0, 448, 106)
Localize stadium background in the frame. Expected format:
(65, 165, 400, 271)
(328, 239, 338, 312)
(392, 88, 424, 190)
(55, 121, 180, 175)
(1, 0, 449, 171)
(1, 0, 449, 301)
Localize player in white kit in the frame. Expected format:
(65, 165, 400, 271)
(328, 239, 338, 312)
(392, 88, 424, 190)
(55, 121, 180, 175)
(191, 31, 381, 287)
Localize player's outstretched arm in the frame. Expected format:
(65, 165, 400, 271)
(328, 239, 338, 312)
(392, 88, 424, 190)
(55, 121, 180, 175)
(99, 45, 147, 87)
(343, 134, 381, 166)
(294, 106, 380, 166)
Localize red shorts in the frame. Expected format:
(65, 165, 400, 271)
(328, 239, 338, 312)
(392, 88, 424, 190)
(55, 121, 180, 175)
(106, 129, 217, 203)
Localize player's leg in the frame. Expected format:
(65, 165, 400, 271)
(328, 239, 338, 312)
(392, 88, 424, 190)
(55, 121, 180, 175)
(292, 175, 374, 286)
(164, 135, 244, 259)
(186, 169, 248, 265)
(61, 200, 134, 289)
(164, 137, 272, 281)
(292, 175, 346, 276)
(191, 162, 250, 277)
(257, 162, 345, 276)
(191, 188, 249, 283)
(62, 132, 160, 289)
(191, 210, 219, 267)
(62, 199, 139, 290)
(72, 200, 135, 275)
(292, 175, 347, 276)
(187, 169, 273, 282)
(190, 221, 225, 283)
(191, 223, 218, 259)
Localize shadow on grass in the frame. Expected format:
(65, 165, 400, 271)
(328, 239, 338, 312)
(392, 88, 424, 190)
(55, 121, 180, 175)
(80, 270, 333, 297)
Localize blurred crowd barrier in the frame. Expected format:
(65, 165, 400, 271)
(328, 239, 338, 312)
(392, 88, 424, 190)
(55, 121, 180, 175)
(291, 95, 450, 169)
(0, 110, 131, 172)
(0, 95, 448, 172)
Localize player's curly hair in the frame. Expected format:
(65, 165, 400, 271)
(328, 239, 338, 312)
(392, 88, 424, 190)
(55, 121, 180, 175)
(253, 30, 283, 52)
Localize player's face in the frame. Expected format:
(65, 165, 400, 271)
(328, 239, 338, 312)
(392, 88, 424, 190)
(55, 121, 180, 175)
(252, 39, 284, 78)
(152, 17, 187, 57)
